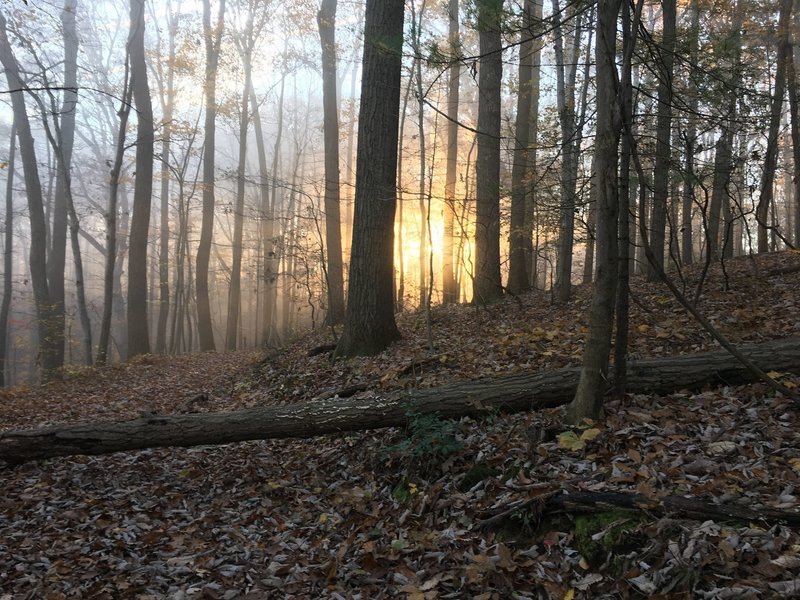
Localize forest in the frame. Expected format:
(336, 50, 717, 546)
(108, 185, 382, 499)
(1, 0, 800, 597)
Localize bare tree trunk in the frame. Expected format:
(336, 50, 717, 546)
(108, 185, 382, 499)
(317, 0, 346, 325)
(442, 0, 460, 303)
(508, 0, 535, 294)
(552, 0, 581, 302)
(0, 9, 60, 380)
(411, 0, 428, 308)
(196, 0, 225, 351)
(250, 92, 275, 346)
(646, 0, 676, 280)
(335, 0, 404, 357)
(126, 0, 154, 358)
(225, 48, 252, 351)
(757, 0, 791, 252)
(97, 71, 132, 365)
(154, 3, 178, 354)
(0, 120, 15, 386)
(567, 0, 622, 424)
(681, 0, 699, 265)
(473, 0, 504, 305)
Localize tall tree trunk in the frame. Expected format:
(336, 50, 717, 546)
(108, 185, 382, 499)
(250, 91, 275, 346)
(0, 9, 60, 380)
(567, 0, 622, 424)
(196, 0, 225, 351)
(335, 0, 404, 357)
(681, 0, 699, 266)
(524, 0, 543, 288)
(789, 8, 800, 247)
(317, 0, 346, 325)
(411, 0, 428, 308)
(155, 4, 178, 354)
(97, 70, 132, 365)
(225, 22, 254, 351)
(757, 0, 791, 253)
(552, 0, 580, 302)
(0, 120, 15, 386)
(508, 0, 535, 294)
(442, 0, 460, 303)
(646, 0, 676, 280)
(473, 0, 504, 305)
(126, 0, 154, 358)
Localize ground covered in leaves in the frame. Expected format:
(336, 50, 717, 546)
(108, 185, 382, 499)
(2, 252, 800, 598)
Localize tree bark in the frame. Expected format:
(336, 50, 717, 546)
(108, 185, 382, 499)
(3, 336, 800, 465)
(317, 0, 346, 325)
(757, 0, 791, 253)
(567, 0, 622, 424)
(442, 0, 460, 303)
(0, 9, 60, 380)
(508, 0, 535, 295)
(335, 0, 403, 357)
(196, 0, 225, 352)
(127, 0, 155, 358)
(646, 0, 676, 280)
(473, 0, 504, 305)
(0, 120, 15, 386)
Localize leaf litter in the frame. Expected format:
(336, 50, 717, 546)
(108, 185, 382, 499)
(1, 252, 800, 598)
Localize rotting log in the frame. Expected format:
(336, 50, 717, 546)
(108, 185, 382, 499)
(2, 337, 800, 465)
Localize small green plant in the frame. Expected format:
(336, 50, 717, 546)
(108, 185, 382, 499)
(384, 410, 464, 471)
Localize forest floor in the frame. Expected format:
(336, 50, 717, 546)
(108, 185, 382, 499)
(2, 251, 800, 599)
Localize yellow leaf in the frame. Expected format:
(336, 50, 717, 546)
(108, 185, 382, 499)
(767, 371, 785, 379)
(319, 513, 328, 524)
(564, 589, 576, 600)
(558, 431, 586, 451)
(637, 324, 650, 333)
(790, 458, 800, 471)
(580, 428, 601, 442)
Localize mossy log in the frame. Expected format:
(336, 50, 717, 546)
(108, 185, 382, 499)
(2, 337, 800, 465)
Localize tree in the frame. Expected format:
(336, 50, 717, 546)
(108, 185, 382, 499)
(473, 0, 504, 305)
(126, 0, 155, 358)
(442, 0, 460, 303)
(0, 8, 60, 380)
(552, 0, 582, 302)
(152, 0, 179, 354)
(335, 0, 404, 357)
(508, 0, 537, 295)
(756, 0, 791, 253)
(317, 0, 345, 325)
(646, 0, 676, 280)
(196, 0, 226, 352)
(567, 0, 622, 424)
(0, 120, 15, 386)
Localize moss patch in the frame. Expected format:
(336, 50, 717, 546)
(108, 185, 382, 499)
(574, 511, 644, 568)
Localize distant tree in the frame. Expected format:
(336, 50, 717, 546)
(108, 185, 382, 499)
(196, 0, 226, 352)
(152, 0, 179, 354)
(646, 0, 676, 280)
(0, 120, 15, 386)
(317, 0, 345, 325)
(552, 0, 582, 302)
(335, 0, 404, 357)
(756, 0, 791, 253)
(473, 0, 504, 305)
(126, 0, 155, 358)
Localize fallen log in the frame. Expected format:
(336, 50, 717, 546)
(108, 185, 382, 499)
(2, 336, 800, 465)
(478, 490, 800, 528)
